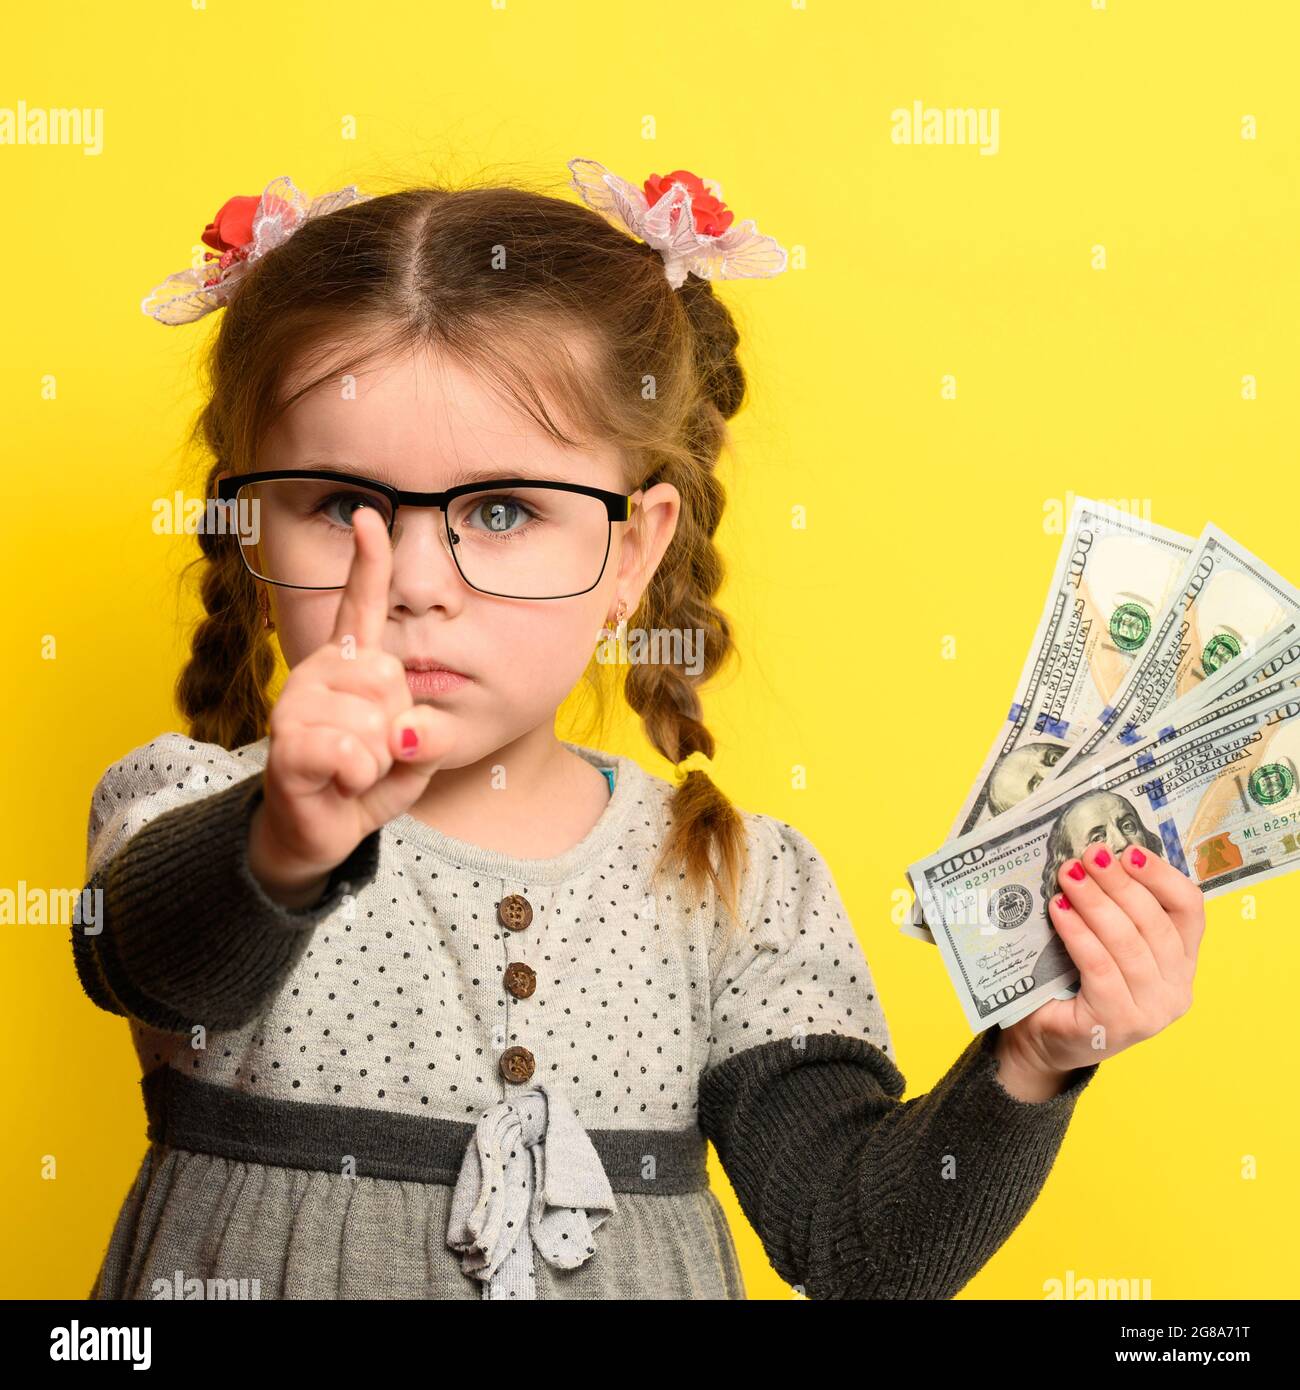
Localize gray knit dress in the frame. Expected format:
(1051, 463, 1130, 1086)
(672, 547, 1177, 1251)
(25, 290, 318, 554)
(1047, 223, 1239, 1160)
(72, 733, 1098, 1300)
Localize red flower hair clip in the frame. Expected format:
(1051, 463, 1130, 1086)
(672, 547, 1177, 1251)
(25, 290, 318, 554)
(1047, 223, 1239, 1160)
(567, 158, 787, 289)
(142, 175, 370, 325)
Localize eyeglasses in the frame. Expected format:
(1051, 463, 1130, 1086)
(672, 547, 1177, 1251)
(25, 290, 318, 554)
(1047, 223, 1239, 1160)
(215, 469, 639, 600)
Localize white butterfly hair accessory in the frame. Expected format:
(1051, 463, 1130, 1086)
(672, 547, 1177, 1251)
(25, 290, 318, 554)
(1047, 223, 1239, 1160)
(567, 157, 787, 291)
(141, 174, 371, 325)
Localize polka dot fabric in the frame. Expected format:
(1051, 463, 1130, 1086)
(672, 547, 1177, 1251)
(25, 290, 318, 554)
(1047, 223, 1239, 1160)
(706, 814, 893, 1073)
(82, 732, 893, 1133)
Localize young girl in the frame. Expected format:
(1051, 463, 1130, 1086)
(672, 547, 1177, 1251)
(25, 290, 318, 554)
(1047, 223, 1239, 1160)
(74, 160, 1204, 1300)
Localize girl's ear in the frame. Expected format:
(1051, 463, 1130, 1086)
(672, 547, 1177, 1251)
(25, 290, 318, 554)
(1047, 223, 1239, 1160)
(624, 481, 680, 579)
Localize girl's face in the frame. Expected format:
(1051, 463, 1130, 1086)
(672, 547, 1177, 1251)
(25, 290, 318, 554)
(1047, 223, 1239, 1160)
(229, 342, 680, 770)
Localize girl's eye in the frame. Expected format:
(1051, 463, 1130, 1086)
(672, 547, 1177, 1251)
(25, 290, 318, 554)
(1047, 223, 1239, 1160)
(318, 493, 390, 528)
(464, 496, 536, 534)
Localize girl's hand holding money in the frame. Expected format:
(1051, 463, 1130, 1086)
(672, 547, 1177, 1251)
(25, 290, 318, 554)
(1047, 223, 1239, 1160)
(993, 845, 1205, 1100)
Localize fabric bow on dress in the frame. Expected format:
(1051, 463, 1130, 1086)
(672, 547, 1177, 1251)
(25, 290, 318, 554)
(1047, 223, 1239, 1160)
(446, 1083, 617, 1299)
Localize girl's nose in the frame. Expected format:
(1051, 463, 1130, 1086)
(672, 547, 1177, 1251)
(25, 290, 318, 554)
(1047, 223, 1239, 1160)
(386, 511, 465, 608)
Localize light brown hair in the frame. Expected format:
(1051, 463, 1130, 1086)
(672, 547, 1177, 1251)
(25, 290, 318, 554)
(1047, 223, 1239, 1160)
(175, 172, 751, 924)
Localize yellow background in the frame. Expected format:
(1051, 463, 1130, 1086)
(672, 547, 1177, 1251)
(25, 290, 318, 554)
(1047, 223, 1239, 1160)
(4, 0, 1297, 1300)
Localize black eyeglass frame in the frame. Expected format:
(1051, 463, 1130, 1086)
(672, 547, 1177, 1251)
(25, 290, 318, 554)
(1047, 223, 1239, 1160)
(215, 469, 639, 600)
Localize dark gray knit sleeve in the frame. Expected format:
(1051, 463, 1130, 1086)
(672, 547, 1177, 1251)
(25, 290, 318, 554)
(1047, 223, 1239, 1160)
(697, 1026, 1098, 1300)
(71, 769, 381, 1034)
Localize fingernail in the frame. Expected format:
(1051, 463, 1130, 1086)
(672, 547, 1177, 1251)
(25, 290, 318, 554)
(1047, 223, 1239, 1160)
(1067, 861, 1086, 880)
(1055, 894, 1072, 911)
(400, 725, 419, 756)
(1129, 847, 1146, 867)
(1093, 847, 1112, 868)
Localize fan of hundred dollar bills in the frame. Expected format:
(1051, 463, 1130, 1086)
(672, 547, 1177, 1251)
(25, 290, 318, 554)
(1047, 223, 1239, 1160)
(905, 498, 1300, 1032)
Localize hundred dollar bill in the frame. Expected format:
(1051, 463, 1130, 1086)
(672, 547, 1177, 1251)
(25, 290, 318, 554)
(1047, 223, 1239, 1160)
(905, 623, 1300, 955)
(902, 621, 1300, 945)
(900, 499, 1196, 942)
(970, 620, 1300, 847)
(948, 500, 1197, 832)
(908, 687, 1300, 1031)
(1054, 525, 1300, 778)
(905, 639, 1300, 979)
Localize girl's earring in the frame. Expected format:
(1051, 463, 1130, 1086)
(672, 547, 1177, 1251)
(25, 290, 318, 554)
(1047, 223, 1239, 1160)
(259, 589, 275, 633)
(598, 598, 628, 644)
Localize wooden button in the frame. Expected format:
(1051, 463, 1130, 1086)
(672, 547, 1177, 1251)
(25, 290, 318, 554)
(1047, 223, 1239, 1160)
(499, 1046, 535, 1084)
(497, 894, 533, 931)
(504, 961, 536, 999)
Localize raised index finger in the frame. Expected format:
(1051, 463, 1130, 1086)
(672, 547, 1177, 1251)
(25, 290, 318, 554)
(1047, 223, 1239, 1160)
(329, 503, 393, 652)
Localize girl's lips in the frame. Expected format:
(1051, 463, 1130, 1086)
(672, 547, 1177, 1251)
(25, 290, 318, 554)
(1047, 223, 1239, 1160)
(405, 667, 470, 696)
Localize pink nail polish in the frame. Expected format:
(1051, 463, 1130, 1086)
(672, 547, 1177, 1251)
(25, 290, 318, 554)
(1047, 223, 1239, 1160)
(1067, 861, 1086, 881)
(1129, 847, 1146, 867)
(1055, 894, 1071, 911)
(400, 726, 419, 754)
(1094, 847, 1111, 868)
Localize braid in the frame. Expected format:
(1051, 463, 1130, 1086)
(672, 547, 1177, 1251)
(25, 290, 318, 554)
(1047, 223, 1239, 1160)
(624, 273, 751, 931)
(173, 464, 277, 750)
(677, 273, 746, 419)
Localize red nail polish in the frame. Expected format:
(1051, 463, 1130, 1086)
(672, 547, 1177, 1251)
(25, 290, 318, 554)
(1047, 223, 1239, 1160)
(1055, 894, 1071, 911)
(1129, 847, 1146, 867)
(1067, 861, 1086, 880)
(401, 726, 419, 752)
(1094, 848, 1111, 868)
